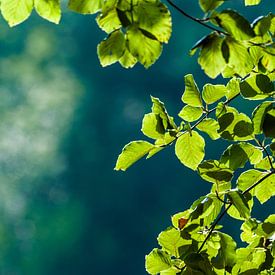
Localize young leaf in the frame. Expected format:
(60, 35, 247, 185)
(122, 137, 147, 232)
(1, 0, 33, 26)
(34, 0, 61, 24)
(142, 113, 165, 139)
(240, 74, 274, 100)
(136, 1, 172, 44)
(222, 37, 254, 78)
(198, 160, 233, 183)
(225, 78, 240, 100)
(181, 74, 203, 107)
(244, 0, 261, 5)
(175, 131, 205, 170)
(126, 25, 162, 68)
(115, 141, 154, 171)
(157, 227, 186, 257)
(227, 190, 251, 219)
(202, 84, 227, 104)
(196, 33, 227, 79)
(145, 249, 172, 275)
(97, 30, 125, 67)
(178, 105, 203, 122)
(199, 0, 224, 12)
(68, 0, 103, 14)
(252, 101, 274, 134)
(96, 8, 122, 33)
(214, 10, 255, 40)
(196, 118, 220, 140)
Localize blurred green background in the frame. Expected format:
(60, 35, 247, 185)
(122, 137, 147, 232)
(0, 1, 272, 274)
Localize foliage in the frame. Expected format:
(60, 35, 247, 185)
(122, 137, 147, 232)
(2, 0, 275, 274)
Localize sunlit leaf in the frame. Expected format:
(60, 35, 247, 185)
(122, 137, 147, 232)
(34, 0, 61, 23)
(96, 8, 121, 33)
(182, 74, 203, 107)
(175, 131, 205, 170)
(240, 74, 274, 100)
(178, 105, 203, 122)
(126, 25, 162, 68)
(214, 10, 255, 40)
(1, 0, 33, 26)
(97, 30, 125, 67)
(198, 160, 233, 183)
(68, 0, 103, 14)
(244, 0, 261, 6)
(263, 108, 275, 138)
(196, 118, 220, 140)
(115, 140, 154, 171)
(199, 0, 224, 12)
(227, 190, 251, 219)
(202, 84, 227, 104)
(145, 249, 172, 274)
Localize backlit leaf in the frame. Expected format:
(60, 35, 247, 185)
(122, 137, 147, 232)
(127, 25, 162, 68)
(97, 30, 125, 66)
(115, 140, 154, 171)
(1, 0, 33, 26)
(202, 84, 227, 104)
(145, 249, 172, 274)
(245, 0, 261, 5)
(178, 105, 203, 122)
(182, 74, 203, 107)
(196, 118, 220, 140)
(142, 113, 165, 139)
(199, 0, 224, 12)
(68, 0, 103, 14)
(227, 190, 251, 219)
(34, 0, 61, 23)
(175, 131, 205, 170)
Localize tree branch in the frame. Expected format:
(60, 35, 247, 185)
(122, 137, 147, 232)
(166, 0, 228, 35)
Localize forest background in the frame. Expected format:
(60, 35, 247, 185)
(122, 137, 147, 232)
(0, 1, 272, 274)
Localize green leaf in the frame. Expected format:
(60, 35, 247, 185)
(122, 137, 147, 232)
(175, 131, 205, 170)
(218, 109, 254, 141)
(244, 0, 261, 6)
(151, 96, 176, 130)
(182, 74, 203, 107)
(34, 0, 61, 24)
(227, 190, 251, 219)
(68, 0, 103, 14)
(115, 140, 154, 171)
(195, 33, 227, 79)
(96, 8, 121, 33)
(178, 106, 203, 122)
(145, 249, 172, 275)
(1, 0, 33, 26)
(252, 14, 272, 36)
(196, 118, 220, 140)
(142, 113, 166, 139)
(254, 156, 274, 170)
(237, 170, 275, 203)
(119, 48, 137, 68)
(270, 142, 275, 156)
(202, 84, 227, 104)
(212, 232, 237, 270)
(97, 30, 125, 67)
(136, 1, 172, 43)
(222, 37, 254, 77)
(252, 101, 274, 134)
(126, 25, 162, 68)
(198, 160, 233, 183)
(240, 74, 274, 100)
(157, 227, 186, 257)
(214, 10, 255, 40)
(199, 0, 224, 12)
(263, 108, 275, 138)
(226, 78, 240, 100)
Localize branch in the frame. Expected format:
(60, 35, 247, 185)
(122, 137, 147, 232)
(255, 138, 275, 171)
(197, 169, 275, 253)
(166, 0, 228, 35)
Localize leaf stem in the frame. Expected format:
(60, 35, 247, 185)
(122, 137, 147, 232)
(166, 0, 228, 35)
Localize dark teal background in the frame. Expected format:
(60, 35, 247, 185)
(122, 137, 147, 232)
(0, 1, 272, 274)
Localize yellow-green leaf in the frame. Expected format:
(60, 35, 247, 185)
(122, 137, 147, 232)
(34, 0, 61, 24)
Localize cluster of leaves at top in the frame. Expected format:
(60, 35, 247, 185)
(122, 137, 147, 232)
(3, 0, 275, 274)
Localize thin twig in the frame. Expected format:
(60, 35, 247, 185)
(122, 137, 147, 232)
(197, 170, 275, 253)
(255, 138, 275, 171)
(166, 0, 228, 35)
